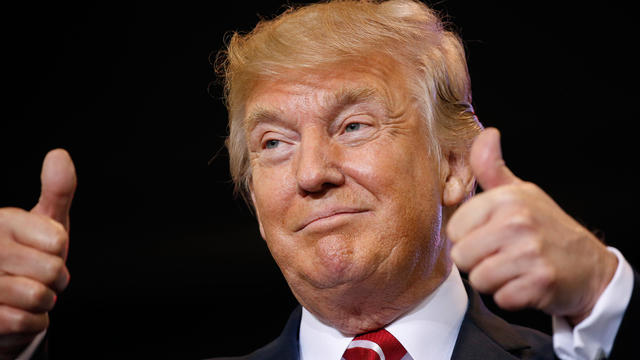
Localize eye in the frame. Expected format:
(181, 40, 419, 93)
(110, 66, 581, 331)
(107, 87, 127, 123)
(265, 139, 280, 149)
(345, 123, 362, 132)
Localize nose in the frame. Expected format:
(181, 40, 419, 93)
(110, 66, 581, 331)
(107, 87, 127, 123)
(295, 130, 345, 195)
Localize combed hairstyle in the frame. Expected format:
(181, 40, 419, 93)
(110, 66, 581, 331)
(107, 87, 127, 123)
(217, 0, 482, 203)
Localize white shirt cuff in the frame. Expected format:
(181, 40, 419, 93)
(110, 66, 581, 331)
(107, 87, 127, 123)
(552, 247, 634, 360)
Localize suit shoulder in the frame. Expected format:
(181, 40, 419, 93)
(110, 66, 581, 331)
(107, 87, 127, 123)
(204, 307, 302, 360)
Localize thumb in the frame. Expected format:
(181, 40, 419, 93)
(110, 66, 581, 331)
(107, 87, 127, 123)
(31, 149, 77, 232)
(470, 128, 520, 190)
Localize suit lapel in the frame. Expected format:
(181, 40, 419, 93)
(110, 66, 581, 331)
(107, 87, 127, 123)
(247, 306, 301, 360)
(451, 282, 540, 360)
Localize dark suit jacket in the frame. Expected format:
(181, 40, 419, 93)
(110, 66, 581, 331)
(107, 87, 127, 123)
(212, 272, 640, 360)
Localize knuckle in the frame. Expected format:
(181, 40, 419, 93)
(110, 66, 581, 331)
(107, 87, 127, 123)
(48, 226, 68, 255)
(497, 183, 526, 204)
(54, 266, 71, 293)
(449, 246, 463, 266)
(0, 306, 47, 335)
(6, 311, 30, 334)
(494, 291, 519, 310)
(498, 182, 539, 206)
(517, 235, 543, 259)
(496, 188, 518, 205)
(446, 222, 459, 242)
(25, 283, 52, 310)
(468, 269, 488, 292)
(60, 270, 70, 291)
(450, 245, 474, 272)
(6, 310, 48, 335)
(534, 263, 556, 289)
(494, 286, 530, 311)
(12, 314, 28, 334)
(0, 278, 20, 300)
(43, 257, 65, 285)
(506, 209, 535, 232)
(520, 181, 540, 194)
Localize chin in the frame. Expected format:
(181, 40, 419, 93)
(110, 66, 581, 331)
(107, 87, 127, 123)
(283, 256, 374, 293)
(310, 232, 393, 287)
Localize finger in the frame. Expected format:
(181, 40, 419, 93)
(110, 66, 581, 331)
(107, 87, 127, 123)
(0, 241, 70, 293)
(449, 214, 515, 272)
(467, 244, 533, 294)
(0, 306, 49, 335)
(447, 190, 493, 243)
(0, 207, 68, 258)
(30, 149, 77, 233)
(447, 185, 525, 242)
(470, 128, 521, 191)
(0, 276, 57, 313)
(493, 272, 553, 312)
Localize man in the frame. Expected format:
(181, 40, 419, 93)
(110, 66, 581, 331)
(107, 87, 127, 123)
(213, 0, 636, 358)
(0, 0, 636, 359)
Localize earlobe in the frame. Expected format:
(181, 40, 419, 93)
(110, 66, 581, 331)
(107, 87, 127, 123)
(443, 177, 466, 206)
(442, 150, 475, 207)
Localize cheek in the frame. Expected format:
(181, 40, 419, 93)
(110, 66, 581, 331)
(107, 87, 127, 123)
(344, 138, 440, 201)
(344, 137, 443, 243)
(251, 165, 296, 226)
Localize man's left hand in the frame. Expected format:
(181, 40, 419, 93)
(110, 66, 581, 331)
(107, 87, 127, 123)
(447, 128, 618, 325)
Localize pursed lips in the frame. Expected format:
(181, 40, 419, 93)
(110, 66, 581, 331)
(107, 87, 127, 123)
(296, 207, 368, 232)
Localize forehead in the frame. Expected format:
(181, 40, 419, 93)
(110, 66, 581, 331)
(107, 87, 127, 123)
(243, 61, 410, 129)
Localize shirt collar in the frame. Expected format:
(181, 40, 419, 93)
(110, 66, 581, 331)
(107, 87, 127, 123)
(299, 266, 468, 360)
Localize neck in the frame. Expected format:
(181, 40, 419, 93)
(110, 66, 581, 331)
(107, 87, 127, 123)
(293, 242, 452, 336)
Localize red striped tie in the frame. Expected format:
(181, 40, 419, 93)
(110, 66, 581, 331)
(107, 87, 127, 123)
(341, 329, 409, 360)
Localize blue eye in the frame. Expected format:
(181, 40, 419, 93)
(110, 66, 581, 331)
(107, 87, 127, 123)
(345, 123, 361, 132)
(265, 139, 280, 149)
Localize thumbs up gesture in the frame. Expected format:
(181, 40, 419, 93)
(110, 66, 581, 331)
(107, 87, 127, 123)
(0, 149, 76, 358)
(448, 128, 618, 325)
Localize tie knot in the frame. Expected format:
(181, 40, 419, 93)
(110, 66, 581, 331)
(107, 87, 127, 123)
(342, 329, 409, 360)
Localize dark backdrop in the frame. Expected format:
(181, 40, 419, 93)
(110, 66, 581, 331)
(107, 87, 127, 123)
(2, 1, 638, 358)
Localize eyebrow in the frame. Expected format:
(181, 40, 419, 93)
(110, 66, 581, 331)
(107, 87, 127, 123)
(331, 86, 380, 110)
(244, 105, 281, 132)
(244, 86, 385, 131)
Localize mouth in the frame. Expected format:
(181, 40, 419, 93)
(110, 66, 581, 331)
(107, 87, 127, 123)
(296, 208, 369, 232)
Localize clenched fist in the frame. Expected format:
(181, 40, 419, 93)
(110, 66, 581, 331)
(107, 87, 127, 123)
(448, 128, 618, 326)
(0, 149, 76, 359)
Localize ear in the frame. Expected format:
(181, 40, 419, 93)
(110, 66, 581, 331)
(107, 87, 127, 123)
(441, 148, 475, 207)
(249, 185, 267, 240)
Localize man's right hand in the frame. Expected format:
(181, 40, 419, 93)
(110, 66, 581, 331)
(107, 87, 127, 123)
(0, 149, 76, 359)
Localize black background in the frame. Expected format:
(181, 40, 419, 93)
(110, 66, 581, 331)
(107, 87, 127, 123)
(2, 1, 638, 358)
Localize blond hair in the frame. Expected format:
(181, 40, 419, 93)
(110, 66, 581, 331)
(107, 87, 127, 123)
(217, 0, 482, 201)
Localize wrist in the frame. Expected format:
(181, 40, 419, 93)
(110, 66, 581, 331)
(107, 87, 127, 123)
(566, 247, 618, 326)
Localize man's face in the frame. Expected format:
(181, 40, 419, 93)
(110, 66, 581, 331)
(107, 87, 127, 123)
(245, 61, 451, 321)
